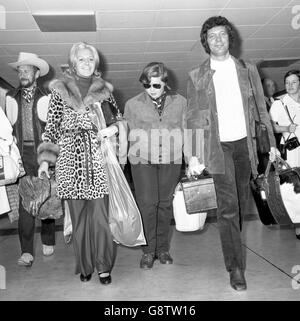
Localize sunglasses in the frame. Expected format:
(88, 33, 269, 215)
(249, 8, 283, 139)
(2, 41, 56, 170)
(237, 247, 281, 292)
(143, 83, 162, 89)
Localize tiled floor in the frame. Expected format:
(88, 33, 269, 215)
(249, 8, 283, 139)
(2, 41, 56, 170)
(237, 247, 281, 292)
(0, 217, 300, 301)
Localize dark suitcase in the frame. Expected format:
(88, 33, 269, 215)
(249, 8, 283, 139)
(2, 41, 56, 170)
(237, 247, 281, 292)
(251, 177, 277, 225)
(252, 156, 300, 225)
(181, 170, 217, 214)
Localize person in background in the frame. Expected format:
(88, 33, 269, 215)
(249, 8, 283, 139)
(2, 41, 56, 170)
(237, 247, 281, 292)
(262, 78, 276, 112)
(124, 62, 187, 269)
(5, 52, 56, 267)
(37, 42, 122, 284)
(269, 69, 300, 240)
(0, 107, 17, 217)
(186, 16, 276, 291)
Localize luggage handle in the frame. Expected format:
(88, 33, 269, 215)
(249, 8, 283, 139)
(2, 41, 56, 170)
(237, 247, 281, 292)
(264, 155, 291, 180)
(178, 168, 212, 193)
(189, 168, 211, 180)
(263, 155, 299, 198)
(185, 168, 211, 181)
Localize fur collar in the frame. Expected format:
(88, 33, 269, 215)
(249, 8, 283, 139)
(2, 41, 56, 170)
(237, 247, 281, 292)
(49, 74, 113, 112)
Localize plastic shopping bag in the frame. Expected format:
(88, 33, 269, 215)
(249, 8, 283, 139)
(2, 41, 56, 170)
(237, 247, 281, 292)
(101, 138, 146, 247)
(173, 183, 207, 232)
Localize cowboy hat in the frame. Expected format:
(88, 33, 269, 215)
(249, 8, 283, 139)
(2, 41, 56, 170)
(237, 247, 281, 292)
(8, 52, 49, 77)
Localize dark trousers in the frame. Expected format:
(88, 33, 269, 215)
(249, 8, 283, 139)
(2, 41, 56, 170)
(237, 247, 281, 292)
(212, 138, 251, 272)
(67, 197, 115, 276)
(18, 145, 55, 255)
(131, 163, 182, 255)
(18, 199, 55, 255)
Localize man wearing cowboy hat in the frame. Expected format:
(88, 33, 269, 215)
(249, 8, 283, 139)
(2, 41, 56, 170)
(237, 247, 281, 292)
(5, 52, 56, 266)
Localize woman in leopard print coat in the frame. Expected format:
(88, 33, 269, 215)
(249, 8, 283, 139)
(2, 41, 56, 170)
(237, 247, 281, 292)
(37, 42, 122, 285)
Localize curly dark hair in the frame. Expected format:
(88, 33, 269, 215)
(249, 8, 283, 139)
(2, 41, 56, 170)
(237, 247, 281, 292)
(200, 16, 235, 54)
(284, 69, 300, 84)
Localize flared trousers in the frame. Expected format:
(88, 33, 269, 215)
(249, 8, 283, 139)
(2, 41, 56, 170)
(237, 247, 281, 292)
(67, 196, 115, 276)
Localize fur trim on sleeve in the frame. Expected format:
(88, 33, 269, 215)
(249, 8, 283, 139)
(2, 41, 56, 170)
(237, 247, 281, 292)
(37, 142, 60, 165)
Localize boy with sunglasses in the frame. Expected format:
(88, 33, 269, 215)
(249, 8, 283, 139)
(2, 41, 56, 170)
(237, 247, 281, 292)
(124, 62, 187, 269)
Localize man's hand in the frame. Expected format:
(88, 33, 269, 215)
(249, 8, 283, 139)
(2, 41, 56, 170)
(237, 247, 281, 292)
(187, 156, 205, 177)
(269, 146, 280, 162)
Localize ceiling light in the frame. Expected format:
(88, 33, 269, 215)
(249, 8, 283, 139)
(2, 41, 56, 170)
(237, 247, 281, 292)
(32, 11, 96, 32)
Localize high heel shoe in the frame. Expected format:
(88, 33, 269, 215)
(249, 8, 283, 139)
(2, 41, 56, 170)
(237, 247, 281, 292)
(98, 272, 112, 285)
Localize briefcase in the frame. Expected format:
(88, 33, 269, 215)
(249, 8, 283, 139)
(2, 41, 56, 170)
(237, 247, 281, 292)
(181, 170, 217, 214)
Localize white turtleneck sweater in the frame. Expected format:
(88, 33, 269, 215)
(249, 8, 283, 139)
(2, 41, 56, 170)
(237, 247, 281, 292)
(211, 56, 247, 142)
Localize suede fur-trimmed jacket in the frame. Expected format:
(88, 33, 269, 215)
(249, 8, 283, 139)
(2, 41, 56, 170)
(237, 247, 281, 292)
(37, 73, 120, 200)
(186, 56, 276, 176)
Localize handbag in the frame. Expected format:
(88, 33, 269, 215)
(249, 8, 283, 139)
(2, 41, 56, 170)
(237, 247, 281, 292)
(18, 175, 50, 217)
(0, 140, 25, 186)
(38, 174, 63, 220)
(18, 173, 63, 220)
(181, 169, 217, 214)
(240, 59, 271, 154)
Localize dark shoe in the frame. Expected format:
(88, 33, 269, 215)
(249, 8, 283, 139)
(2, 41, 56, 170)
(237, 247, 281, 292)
(296, 234, 300, 240)
(140, 253, 155, 269)
(99, 272, 112, 285)
(229, 268, 247, 291)
(157, 252, 173, 264)
(80, 274, 92, 282)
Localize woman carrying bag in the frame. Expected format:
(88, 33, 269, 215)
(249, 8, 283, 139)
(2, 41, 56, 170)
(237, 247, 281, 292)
(269, 69, 300, 239)
(37, 42, 127, 284)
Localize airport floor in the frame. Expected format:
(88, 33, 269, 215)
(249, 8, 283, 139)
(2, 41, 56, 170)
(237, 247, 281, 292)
(0, 215, 300, 301)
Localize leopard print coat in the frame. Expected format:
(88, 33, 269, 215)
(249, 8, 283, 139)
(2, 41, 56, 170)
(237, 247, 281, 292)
(37, 74, 119, 200)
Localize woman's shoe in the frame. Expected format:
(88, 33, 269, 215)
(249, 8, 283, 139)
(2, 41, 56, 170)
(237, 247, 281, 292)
(80, 274, 92, 282)
(98, 272, 112, 285)
(296, 234, 300, 240)
(140, 253, 155, 269)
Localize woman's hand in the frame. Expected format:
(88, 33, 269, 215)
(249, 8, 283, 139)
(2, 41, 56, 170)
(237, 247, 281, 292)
(98, 125, 118, 140)
(38, 161, 50, 179)
(289, 123, 297, 133)
(187, 156, 205, 177)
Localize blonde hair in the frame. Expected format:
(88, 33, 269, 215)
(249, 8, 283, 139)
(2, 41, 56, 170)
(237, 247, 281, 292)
(68, 42, 101, 77)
